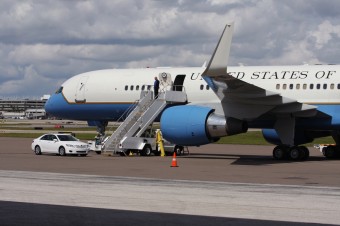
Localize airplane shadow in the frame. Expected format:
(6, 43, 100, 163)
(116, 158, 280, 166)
(0, 200, 318, 226)
(181, 153, 332, 165)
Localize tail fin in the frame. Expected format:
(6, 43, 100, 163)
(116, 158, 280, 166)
(203, 23, 234, 77)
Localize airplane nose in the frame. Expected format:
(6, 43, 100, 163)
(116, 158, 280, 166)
(45, 93, 66, 118)
(44, 94, 56, 116)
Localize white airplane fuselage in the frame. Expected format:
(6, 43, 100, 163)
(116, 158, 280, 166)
(44, 22, 340, 160)
(45, 65, 340, 121)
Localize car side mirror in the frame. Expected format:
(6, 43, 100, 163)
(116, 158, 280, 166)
(53, 139, 58, 142)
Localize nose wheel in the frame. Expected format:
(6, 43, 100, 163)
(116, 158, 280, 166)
(273, 145, 309, 161)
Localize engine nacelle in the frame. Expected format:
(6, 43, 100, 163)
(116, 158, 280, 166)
(160, 105, 248, 146)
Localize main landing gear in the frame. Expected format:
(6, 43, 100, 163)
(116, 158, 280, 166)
(273, 145, 309, 161)
(321, 145, 340, 159)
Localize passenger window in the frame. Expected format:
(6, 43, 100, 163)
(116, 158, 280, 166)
(310, 84, 314, 89)
(330, 84, 334, 89)
(296, 84, 300, 89)
(206, 85, 210, 90)
(316, 84, 321, 89)
(142, 85, 145, 91)
(323, 84, 327, 89)
(136, 85, 140, 91)
(200, 85, 204, 90)
(282, 84, 287, 90)
(125, 85, 128, 91)
(147, 85, 151, 90)
(338, 84, 340, 89)
(303, 84, 307, 89)
(276, 84, 280, 89)
(130, 85, 134, 91)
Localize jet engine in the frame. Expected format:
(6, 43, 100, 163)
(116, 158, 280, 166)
(160, 105, 248, 146)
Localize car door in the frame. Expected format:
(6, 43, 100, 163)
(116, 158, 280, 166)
(38, 135, 51, 153)
(46, 135, 58, 154)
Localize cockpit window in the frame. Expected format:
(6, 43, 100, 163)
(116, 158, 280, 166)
(55, 86, 63, 94)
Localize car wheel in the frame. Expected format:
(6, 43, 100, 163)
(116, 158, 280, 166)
(141, 145, 152, 156)
(174, 146, 183, 156)
(34, 145, 42, 155)
(59, 146, 66, 156)
(80, 154, 87, 157)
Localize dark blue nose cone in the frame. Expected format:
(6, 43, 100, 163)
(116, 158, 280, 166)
(44, 93, 65, 118)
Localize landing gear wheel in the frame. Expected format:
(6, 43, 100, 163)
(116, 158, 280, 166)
(34, 145, 42, 155)
(59, 147, 66, 156)
(299, 146, 310, 161)
(141, 145, 152, 156)
(273, 145, 289, 160)
(289, 146, 301, 161)
(95, 151, 102, 155)
(324, 146, 337, 159)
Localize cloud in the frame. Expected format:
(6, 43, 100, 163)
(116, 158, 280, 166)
(1, 0, 340, 97)
(0, 64, 59, 97)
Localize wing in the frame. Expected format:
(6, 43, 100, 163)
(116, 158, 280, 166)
(202, 23, 318, 120)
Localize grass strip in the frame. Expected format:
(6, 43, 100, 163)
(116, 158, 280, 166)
(0, 131, 335, 146)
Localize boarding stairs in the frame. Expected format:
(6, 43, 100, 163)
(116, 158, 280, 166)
(102, 88, 187, 154)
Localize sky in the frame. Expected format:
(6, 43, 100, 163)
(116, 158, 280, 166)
(1, 0, 340, 98)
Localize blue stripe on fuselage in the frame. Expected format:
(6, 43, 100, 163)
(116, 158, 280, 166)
(45, 93, 133, 121)
(46, 93, 340, 130)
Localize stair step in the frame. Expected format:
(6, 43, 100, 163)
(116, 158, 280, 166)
(102, 90, 187, 152)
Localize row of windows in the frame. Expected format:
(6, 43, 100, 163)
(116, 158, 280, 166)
(125, 84, 211, 91)
(200, 84, 210, 90)
(201, 83, 340, 91)
(276, 83, 340, 90)
(124, 83, 340, 92)
(124, 85, 152, 91)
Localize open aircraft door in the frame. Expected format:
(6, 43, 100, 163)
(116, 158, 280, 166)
(75, 75, 88, 103)
(173, 74, 186, 91)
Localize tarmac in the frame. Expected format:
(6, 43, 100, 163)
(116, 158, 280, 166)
(1, 136, 340, 225)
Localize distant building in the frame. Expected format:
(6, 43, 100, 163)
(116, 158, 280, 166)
(25, 109, 46, 119)
(41, 95, 50, 101)
(1, 111, 25, 119)
(0, 95, 48, 112)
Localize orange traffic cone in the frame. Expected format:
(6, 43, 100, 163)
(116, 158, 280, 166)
(171, 152, 179, 167)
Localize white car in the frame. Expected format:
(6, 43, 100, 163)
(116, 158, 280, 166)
(32, 133, 89, 156)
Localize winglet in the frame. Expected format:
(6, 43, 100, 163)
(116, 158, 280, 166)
(203, 22, 234, 77)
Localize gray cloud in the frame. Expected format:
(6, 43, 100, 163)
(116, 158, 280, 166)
(1, 0, 340, 97)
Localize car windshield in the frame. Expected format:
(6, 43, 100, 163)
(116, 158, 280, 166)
(57, 135, 78, 141)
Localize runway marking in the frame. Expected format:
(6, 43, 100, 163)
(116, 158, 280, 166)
(0, 170, 340, 225)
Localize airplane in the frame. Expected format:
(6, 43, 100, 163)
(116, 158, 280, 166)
(45, 23, 340, 161)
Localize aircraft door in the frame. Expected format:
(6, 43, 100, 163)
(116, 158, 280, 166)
(75, 76, 88, 103)
(173, 74, 186, 91)
(158, 72, 173, 92)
